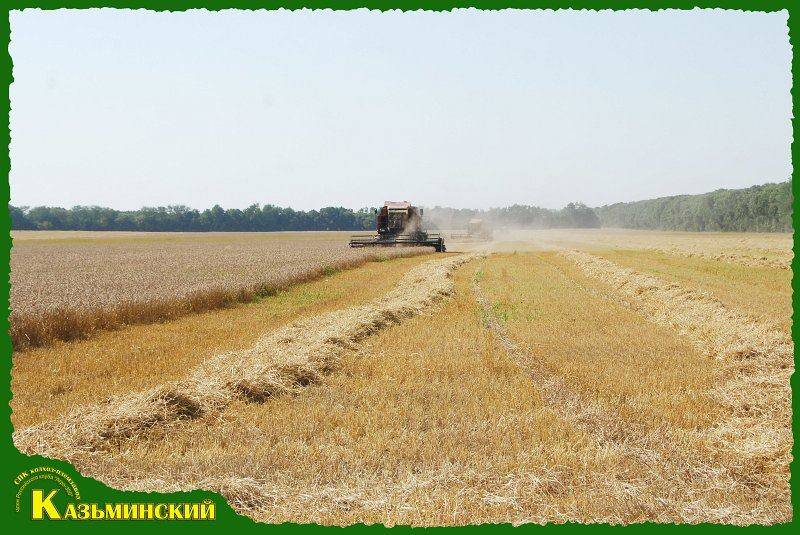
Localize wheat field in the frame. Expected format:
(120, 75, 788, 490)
(10, 231, 429, 349)
(11, 229, 793, 525)
(11, 254, 433, 429)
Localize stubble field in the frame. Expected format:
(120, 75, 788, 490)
(10, 229, 793, 525)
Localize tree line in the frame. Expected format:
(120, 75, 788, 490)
(9, 202, 602, 232)
(9, 204, 377, 232)
(426, 202, 601, 230)
(595, 181, 791, 232)
(9, 181, 791, 233)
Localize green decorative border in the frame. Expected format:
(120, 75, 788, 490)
(1, 2, 796, 531)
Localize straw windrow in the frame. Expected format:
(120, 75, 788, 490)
(473, 255, 792, 524)
(560, 250, 792, 500)
(14, 254, 475, 459)
(646, 246, 790, 270)
(11, 247, 430, 351)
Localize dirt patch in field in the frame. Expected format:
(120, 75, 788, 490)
(14, 254, 474, 460)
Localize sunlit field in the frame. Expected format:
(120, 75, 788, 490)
(12, 229, 792, 525)
(10, 231, 430, 349)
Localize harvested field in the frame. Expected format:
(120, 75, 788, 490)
(19, 256, 635, 524)
(10, 231, 430, 349)
(561, 251, 792, 452)
(10, 229, 793, 525)
(11, 254, 433, 429)
(509, 228, 793, 269)
(15, 253, 473, 458)
(588, 248, 792, 332)
(473, 253, 790, 523)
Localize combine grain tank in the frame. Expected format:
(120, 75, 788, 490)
(349, 201, 446, 252)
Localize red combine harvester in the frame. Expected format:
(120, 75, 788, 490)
(349, 201, 446, 252)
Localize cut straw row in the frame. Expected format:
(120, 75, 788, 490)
(14, 254, 475, 460)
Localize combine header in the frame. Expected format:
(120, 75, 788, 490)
(349, 201, 446, 252)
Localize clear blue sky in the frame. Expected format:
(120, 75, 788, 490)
(9, 9, 792, 210)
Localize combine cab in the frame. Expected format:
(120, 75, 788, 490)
(349, 201, 446, 252)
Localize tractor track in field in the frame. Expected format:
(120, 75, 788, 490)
(472, 256, 789, 524)
(15, 253, 476, 464)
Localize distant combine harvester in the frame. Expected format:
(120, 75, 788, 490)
(451, 218, 493, 241)
(349, 201, 446, 252)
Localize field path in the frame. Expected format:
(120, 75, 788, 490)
(15, 253, 475, 460)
